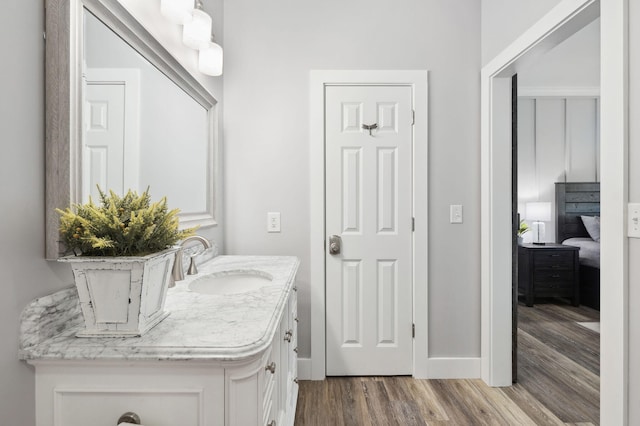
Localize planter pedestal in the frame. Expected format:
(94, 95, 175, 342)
(60, 248, 178, 337)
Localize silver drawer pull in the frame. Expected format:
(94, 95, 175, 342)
(265, 362, 276, 374)
(284, 333, 292, 342)
(294, 317, 299, 323)
(293, 347, 298, 353)
(117, 412, 141, 425)
(293, 286, 298, 292)
(267, 421, 276, 426)
(294, 378, 299, 384)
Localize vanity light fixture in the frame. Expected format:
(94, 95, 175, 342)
(183, 0, 212, 50)
(160, 0, 194, 25)
(199, 39, 223, 76)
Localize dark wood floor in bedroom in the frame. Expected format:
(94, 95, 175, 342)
(295, 300, 600, 425)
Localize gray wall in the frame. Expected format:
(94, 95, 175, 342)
(0, 1, 71, 423)
(518, 18, 600, 88)
(223, 0, 482, 360)
(481, 0, 563, 66)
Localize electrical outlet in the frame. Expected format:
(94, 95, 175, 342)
(450, 204, 463, 224)
(629, 203, 640, 238)
(267, 212, 281, 233)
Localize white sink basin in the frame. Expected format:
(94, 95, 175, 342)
(188, 271, 273, 295)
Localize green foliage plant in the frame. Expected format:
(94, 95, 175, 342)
(518, 219, 530, 237)
(57, 187, 197, 257)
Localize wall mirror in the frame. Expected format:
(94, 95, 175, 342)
(45, 0, 217, 259)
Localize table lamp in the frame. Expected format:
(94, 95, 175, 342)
(525, 201, 551, 245)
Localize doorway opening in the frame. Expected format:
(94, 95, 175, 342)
(481, 0, 628, 424)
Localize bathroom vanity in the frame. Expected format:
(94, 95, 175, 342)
(20, 256, 299, 426)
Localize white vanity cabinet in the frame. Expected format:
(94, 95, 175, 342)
(21, 256, 300, 426)
(227, 288, 298, 426)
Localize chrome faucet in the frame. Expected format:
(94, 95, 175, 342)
(170, 235, 212, 287)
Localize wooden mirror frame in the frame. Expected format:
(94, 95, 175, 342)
(45, 0, 218, 259)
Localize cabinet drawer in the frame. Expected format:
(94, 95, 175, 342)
(533, 270, 575, 283)
(535, 280, 575, 291)
(533, 251, 575, 268)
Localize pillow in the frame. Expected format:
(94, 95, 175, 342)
(581, 215, 600, 242)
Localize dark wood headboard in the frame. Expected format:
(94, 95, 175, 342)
(555, 182, 600, 243)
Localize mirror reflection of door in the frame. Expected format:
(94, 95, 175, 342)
(82, 69, 141, 202)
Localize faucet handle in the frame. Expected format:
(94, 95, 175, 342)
(187, 255, 199, 275)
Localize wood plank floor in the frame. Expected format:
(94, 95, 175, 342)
(295, 301, 600, 425)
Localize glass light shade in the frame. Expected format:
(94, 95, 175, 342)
(160, 0, 194, 25)
(199, 42, 223, 76)
(525, 202, 551, 221)
(183, 9, 212, 50)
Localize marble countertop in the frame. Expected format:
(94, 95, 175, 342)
(19, 255, 299, 363)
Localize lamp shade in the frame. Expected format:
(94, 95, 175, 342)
(183, 8, 212, 49)
(199, 41, 223, 76)
(525, 202, 551, 222)
(160, 0, 193, 25)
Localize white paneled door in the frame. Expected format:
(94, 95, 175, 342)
(325, 85, 413, 376)
(83, 81, 126, 202)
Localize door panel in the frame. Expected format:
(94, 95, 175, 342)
(83, 82, 126, 201)
(325, 85, 413, 376)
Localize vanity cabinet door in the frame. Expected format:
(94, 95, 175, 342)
(286, 289, 299, 425)
(34, 363, 224, 426)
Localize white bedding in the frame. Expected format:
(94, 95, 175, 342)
(562, 237, 600, 269)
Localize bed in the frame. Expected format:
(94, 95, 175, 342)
(555, 182, 600, 310)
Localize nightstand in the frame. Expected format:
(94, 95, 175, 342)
(518, 243, 580, 307)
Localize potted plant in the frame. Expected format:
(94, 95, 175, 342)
(517, 219, 530, 245)
(57, 188, 196, 337)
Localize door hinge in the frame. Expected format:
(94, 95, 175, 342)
(412, 323, 415, 338)
(412, 110, 415, 125)
(412, 217, 415, 232)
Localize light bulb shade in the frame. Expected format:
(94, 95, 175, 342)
(183, 9, 212, 49)
(525, 202, 552, 222)
(199, 42, 223, 76)
(160, 0, 194, 25)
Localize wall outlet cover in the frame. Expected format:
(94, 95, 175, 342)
(267, 212, 281, 233)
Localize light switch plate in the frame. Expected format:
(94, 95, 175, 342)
(267, 212, 281, 233)
(629, 203, 640, 238)
(450, 204, 463, 224)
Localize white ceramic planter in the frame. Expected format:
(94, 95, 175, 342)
(60, 247, 178, 337)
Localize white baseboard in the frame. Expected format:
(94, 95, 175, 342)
(298, 357, 480, 380)
(424, 357, 481, 379)
(297, 357, 312, 380)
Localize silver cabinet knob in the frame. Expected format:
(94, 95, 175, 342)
(117, 412, 140, 425)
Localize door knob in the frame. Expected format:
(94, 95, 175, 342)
(329, 235, 342, 255)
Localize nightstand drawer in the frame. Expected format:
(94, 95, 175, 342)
(534, 280, 574, 290)
(533, 270, 575, 283)
(533, 251, 575, 269)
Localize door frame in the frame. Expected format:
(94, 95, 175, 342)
(481, 0, 629, 424)
(309, 70, 429, 379)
